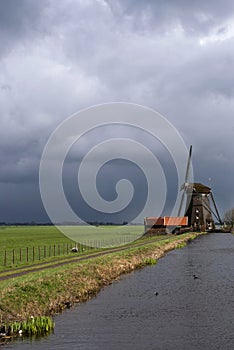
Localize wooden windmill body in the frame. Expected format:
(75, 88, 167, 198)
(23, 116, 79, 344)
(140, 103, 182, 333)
(185, 183, 215, 231)
(178, 146, 222, 231)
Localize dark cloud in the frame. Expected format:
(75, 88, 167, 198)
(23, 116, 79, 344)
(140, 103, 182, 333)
(0, 0, 233, 221)
(0, 0, 49, 56)
(0, 182, 48, 222)
(107, 0, 234, 34)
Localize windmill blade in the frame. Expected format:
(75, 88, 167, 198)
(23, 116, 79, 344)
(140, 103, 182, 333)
(201, 197, 221, 223)
(178, 145, 192, 216)
(184, 145, 192, 185)
(178, 188, 186, 217)
(180, 145, 192, 190)
(210, 192, 223, 225)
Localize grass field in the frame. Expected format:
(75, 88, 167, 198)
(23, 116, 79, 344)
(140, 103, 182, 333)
(60, 224, 144, 244)
(0, 226, 73, 250)
(0, 225, 144, 269)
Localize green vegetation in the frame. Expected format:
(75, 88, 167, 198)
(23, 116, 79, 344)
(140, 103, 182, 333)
(143, 257, 157, 265)
(6, 316, 54, 336)
(0, 225, 144, 270)
(60, 225, 143, 244)
(0, 226, 72, 249)
(0, 225, 144, 250)
(0, 226, 75, 270)
(175, 242, 187, 249)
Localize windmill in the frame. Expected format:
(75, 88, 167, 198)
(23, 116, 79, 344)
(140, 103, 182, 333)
(178, 145, 222, 231)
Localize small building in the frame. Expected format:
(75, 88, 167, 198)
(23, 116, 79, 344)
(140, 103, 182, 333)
(144, 216, 188, 236)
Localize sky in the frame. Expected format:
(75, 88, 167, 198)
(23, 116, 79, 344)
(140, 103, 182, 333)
(0, 0, 234, 223)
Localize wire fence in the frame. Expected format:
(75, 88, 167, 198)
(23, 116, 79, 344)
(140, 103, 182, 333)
(2, 243, 80, 267)
(1, 235, 140, 267)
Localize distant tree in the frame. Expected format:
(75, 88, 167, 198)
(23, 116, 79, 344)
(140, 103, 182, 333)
(223, 208, 234, 228)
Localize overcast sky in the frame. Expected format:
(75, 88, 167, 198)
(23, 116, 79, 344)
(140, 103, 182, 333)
(0, 0, 234, 223)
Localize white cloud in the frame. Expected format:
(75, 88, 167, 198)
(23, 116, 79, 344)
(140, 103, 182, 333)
(199, 20, 234, 45)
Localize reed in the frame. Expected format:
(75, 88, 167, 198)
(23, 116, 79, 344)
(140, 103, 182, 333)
(175, 242, 187, 249)
(3, 316, 54, 336)
(143, 257, 157, 265)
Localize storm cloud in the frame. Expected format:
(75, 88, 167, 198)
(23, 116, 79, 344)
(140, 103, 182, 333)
(0, 0, 233, 222)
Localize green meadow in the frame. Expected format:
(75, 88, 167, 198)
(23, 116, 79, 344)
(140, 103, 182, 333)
(0, 225, 144, 249)
(0, 226, 73, 250)
(0, 225, 144, 269)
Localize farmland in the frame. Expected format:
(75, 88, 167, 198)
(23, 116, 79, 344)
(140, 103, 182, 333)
(0, 225, 144, 270)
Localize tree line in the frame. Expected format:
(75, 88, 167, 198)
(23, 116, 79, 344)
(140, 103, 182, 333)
(224, 208, 234, 228)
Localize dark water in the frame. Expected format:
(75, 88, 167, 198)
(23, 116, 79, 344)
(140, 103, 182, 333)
(6, 233, 234, 350)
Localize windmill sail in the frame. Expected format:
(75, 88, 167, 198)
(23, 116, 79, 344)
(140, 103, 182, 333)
(178, 145, 192, 216)
(177, 145, 221, 231)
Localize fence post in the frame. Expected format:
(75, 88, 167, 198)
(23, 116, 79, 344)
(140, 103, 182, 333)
(38, 246, 41, 260)
(33, 246, 35, 261)
(19, 248, 22, 262)
(54, 244, 56, 256)
(26, 247, 29, 263)
(4, 250, 7, 266)
(44, 246, 46, 258)
(13, 249, 15, 265)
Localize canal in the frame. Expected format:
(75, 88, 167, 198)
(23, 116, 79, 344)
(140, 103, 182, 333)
(7, 233, 234, 349)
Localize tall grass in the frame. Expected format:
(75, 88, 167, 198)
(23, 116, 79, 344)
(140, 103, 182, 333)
(6, 316, 54, 336)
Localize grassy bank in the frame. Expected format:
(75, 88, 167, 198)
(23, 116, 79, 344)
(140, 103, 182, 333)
(0, 232, 205, 340)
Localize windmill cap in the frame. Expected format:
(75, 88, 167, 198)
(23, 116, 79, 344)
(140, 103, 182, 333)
(187, 183, 211, 194)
